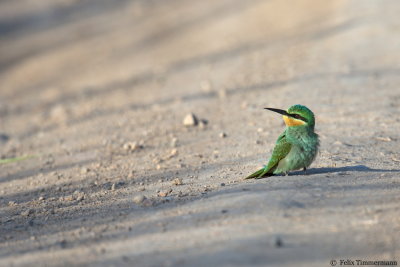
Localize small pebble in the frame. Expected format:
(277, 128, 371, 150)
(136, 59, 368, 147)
(172, 178, 183, 186)
(21, 209, 34, 217)
(73, 190, 85, 201)
(63, 195, 74, 201)
(170, 148, 178, 157)
(123, 142, 142, 152)
(199, 119, 208, 129)
(158, 191, 168, 197)
(219, 132, 227, 138)
(375, 136, 392, 142)
(133, 195, 146, 204)
(153, 158, 162, 164)
(76, 194, 85, 201)
(391, 157, 400, 162)
(81, 167, 90, 174)
(171, 138, 178, 147)
(158, 189, 172, 197)
(183, 113, 198, 126)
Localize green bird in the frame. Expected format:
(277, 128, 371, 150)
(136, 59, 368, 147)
(246, 104, 319, 179)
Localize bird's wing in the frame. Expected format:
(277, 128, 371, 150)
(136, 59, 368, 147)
(260, 132, 292, 177)
(245, 131, 292, 179)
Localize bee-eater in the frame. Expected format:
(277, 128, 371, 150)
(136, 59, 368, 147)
(245, 104, 319, 179)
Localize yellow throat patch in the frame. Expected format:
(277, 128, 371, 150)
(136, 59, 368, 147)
(283, 115, 306, 127)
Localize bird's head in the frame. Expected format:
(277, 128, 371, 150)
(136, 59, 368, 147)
(264, 104, 315, 129)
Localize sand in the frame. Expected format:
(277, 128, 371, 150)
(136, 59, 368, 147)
(1, 0, 399, 266)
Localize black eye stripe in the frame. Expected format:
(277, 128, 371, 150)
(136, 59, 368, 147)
(289, 114, 307, 122)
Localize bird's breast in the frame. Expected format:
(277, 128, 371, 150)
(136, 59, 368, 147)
(285, 132, 319, 170)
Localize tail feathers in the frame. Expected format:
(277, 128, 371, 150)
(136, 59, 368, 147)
(245, 167, 273, 179)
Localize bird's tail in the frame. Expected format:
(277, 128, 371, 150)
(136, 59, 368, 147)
(245, 167, 273, 179)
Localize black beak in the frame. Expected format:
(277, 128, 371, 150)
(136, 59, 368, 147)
(264, 108, 289, 116)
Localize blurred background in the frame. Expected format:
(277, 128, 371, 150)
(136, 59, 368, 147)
(1, 0, 399, 144)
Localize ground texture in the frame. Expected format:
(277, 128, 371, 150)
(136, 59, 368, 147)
(0, 0, 400, 266)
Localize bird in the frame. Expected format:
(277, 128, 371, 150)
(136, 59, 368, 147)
(245, 104, 319, 179)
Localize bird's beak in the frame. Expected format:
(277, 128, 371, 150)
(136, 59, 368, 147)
(264, 108, 289, 116)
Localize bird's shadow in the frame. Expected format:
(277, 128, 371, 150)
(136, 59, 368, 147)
(290, 165, 400, 176)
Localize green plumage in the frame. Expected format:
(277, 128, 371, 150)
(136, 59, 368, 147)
(246, 104, 319, 179)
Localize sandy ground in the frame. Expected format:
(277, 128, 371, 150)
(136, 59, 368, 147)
(1, 0, 400, 266)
